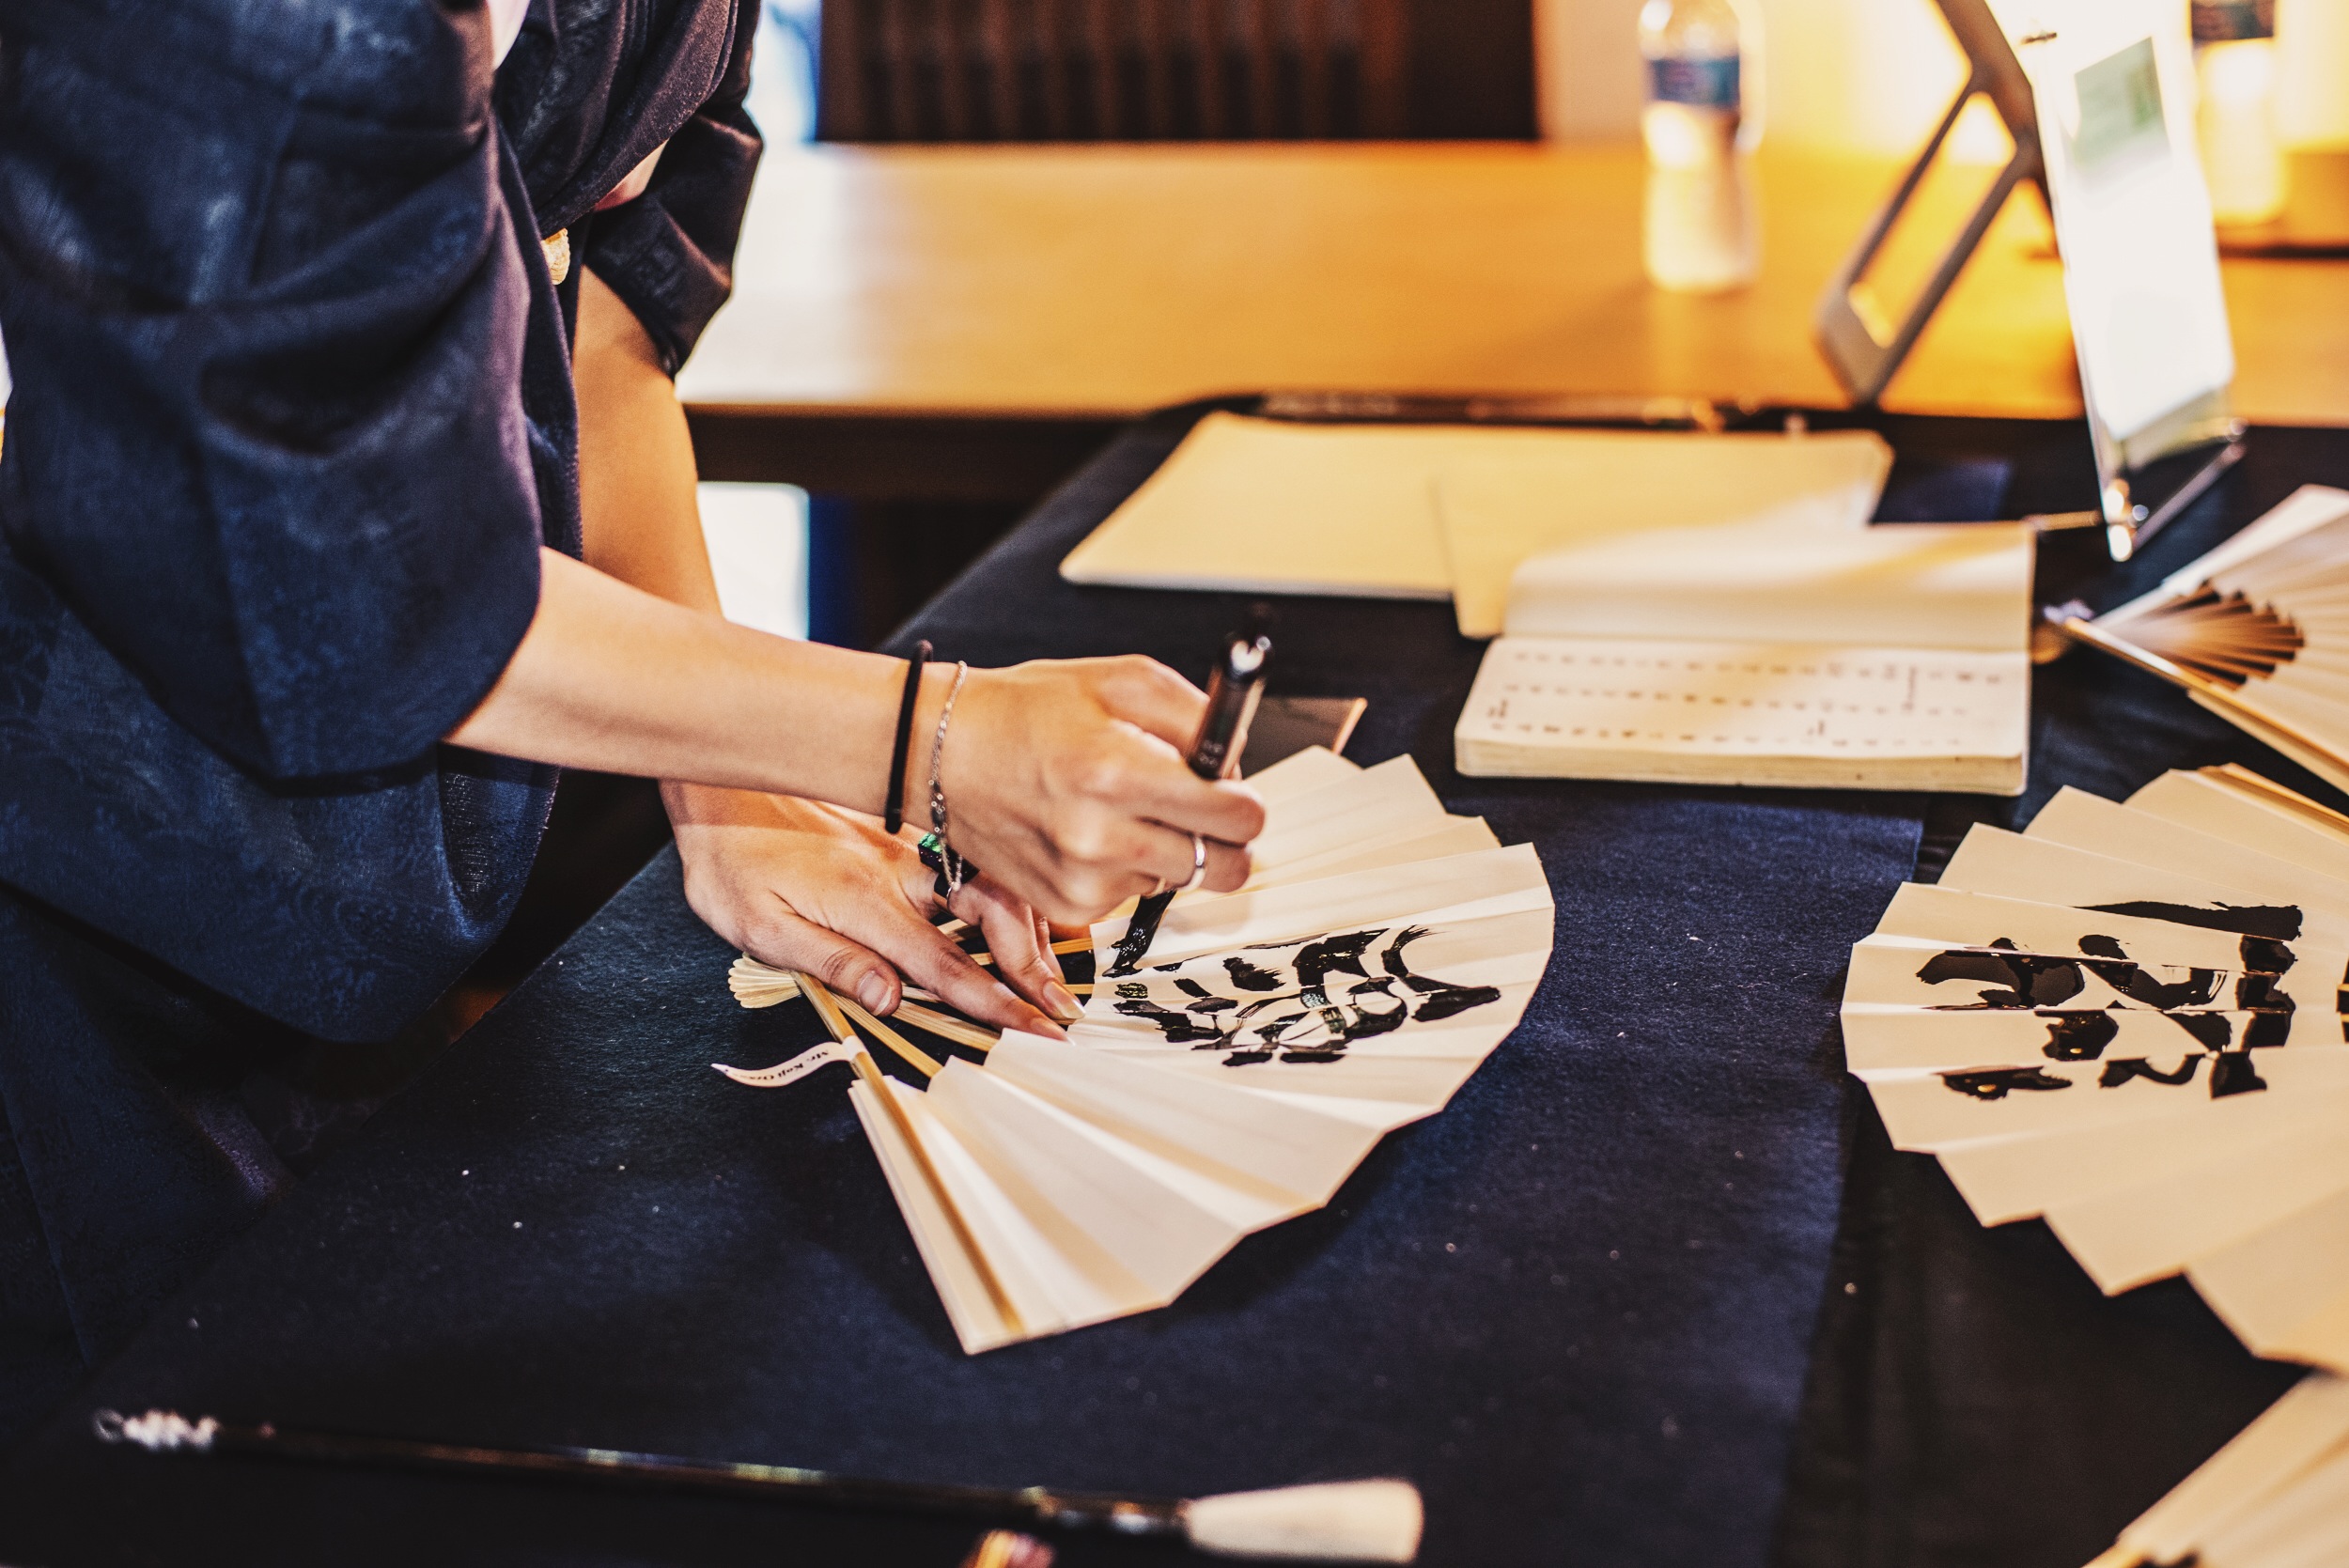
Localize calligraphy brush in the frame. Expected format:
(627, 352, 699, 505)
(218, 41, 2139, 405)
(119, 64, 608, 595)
(1104, 614, 1273, 977)
(95, 1408, 1423, 1562)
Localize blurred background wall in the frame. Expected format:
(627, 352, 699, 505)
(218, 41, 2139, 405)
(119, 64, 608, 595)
(1537, 0, 2349, 153)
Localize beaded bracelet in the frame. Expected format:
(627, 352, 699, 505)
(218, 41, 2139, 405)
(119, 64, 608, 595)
(926, 661, 972, 899)
(882, 641, 930, 837)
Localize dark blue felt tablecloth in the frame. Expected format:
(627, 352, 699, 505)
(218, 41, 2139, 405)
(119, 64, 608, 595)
(8, 405, 2331, 1568)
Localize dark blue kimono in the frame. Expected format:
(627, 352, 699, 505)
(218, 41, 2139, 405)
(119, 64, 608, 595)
(0, 0, 758, 1439)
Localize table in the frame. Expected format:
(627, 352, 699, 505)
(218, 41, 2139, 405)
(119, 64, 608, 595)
(0, 402, 1938, 1568)
(8, 401, 2347, 1566)
(679, 141, 2349, 503)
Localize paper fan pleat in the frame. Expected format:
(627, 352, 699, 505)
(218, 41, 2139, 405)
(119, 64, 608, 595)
(2043, 1114, 2349, 1294)
(1937, 1086, 2349, 1226)
(2129, 771, 2349, 883)
(1941, 826, 2349, 945)
(2025, 788, 2349, 913)
(721, 751, 1554, 1353)
(2190, 1184, 2349, 1364)
(985, 1032, 1385, 1209)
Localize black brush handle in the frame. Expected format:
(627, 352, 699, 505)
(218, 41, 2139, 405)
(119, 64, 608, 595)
(97, 1410, 1187, 1539)
(1104, 619, 1271, 977)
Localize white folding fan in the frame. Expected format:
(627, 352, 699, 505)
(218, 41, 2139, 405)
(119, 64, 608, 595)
(2054, 486, 2349, 797)
(719, 748, 1555, 1353)
(1842, 762, 2349, 1567)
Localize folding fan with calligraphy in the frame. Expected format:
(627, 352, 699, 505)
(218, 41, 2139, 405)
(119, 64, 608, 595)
(720, 749, 1554, 1353)
(1842, 761, 2349, 1567)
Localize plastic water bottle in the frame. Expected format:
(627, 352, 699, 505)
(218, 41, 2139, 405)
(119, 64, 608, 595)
(2192, 0, 2287, 225)
(1640, 0, 1759, 293)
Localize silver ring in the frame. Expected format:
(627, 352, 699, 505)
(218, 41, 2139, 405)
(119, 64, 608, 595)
(1178, 833, 1207, 893)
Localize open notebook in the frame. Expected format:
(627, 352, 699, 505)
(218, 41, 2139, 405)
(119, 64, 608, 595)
(1453, 508, 2037, 793)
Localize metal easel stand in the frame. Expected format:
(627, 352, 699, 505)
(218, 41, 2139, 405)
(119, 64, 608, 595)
(1812, 86, 2042, 409)
(1812, 0, 2044, 409)
(1812, 0, 2245, 565)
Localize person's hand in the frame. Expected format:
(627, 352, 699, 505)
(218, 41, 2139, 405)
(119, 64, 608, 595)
(919, 655, 1267, 924)
(665, 784, 1084, 1036)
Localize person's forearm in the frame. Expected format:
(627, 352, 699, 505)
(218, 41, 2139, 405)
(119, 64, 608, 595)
(458, 258, 1262, 924)
(573, 268, 723, 616)
(447, 549, 912, 813)
(499, 268, 922, 833)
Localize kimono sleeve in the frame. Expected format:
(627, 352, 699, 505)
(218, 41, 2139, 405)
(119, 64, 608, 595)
(581, 0, 764, 377)
(0, 0, 547, 782)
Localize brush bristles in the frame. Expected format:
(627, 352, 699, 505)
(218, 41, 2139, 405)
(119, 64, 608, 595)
(1182, 1480, 1423, 1562)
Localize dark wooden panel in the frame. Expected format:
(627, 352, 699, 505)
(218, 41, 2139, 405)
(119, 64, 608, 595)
(817, 0, 1433, 142)
(1400, 0, 1535, 139)
(685, 408, 1122, 504)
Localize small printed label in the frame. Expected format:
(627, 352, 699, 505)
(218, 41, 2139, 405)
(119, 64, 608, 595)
(1648, 54, 1740, 110)
(713, 1040, 858, 1089)
(2191, 0, 2275, 41)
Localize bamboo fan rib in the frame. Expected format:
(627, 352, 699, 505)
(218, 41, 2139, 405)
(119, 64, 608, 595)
(1842, 761, 2349, 1567)
(712, 748, 1553, 1352)
(2064, 487, 2349, 794)
(2109, 588, 2305, 686)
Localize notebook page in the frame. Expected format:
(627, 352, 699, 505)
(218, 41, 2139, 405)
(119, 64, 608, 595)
(1436, 435, 1892, 638)
(1455, 638, 2030, 766)
(1496, 520, 2036, 651)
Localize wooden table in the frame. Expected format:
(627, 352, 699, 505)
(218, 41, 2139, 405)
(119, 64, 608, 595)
(679, 139, 2349, 501)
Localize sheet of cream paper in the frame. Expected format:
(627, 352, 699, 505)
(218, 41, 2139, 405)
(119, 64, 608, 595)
(1843, 877, 2347, 1080)
(2117, 1373, 2349, 1567)
(1455, 638, 2030, 780)
(878, 916, 1551, 1349)
(1844, 1002, 2303, 1075)
(1870, 879, 2311, 970)
(1097, 841, 1549, 970)
(1997, 0, 2233, 443)
(1055, 411, 1891, 605)
(1432, 434, 1893, 638)
(2193, 1182, 2349, 1362)
(830, 750, 1555, 1353)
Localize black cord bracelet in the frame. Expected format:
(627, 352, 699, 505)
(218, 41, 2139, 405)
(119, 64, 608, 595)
(883, 640, 930, 836)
